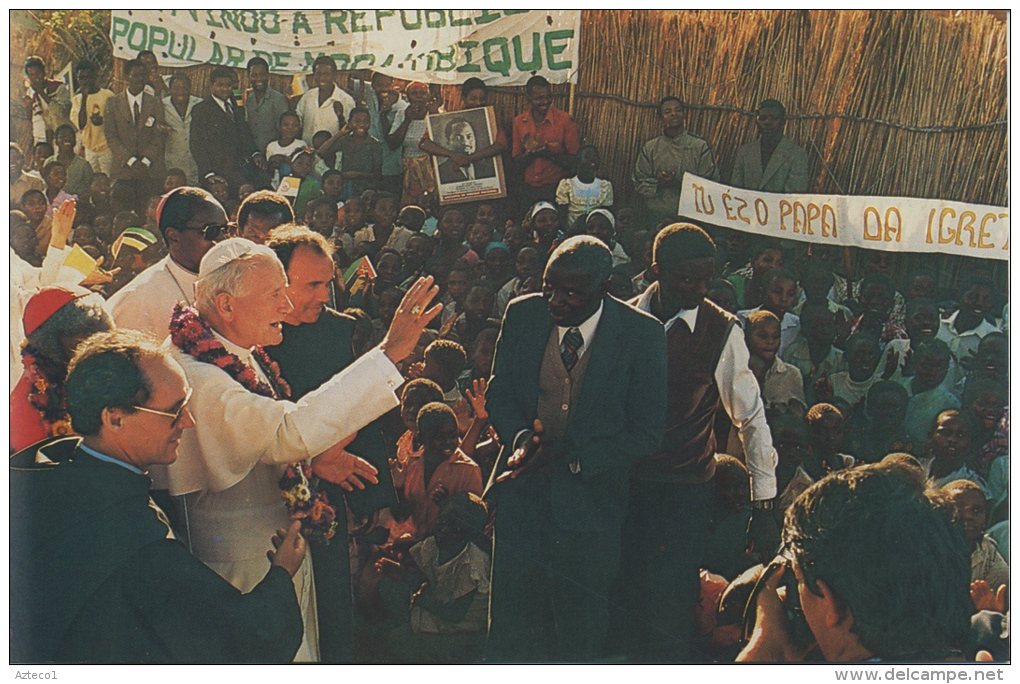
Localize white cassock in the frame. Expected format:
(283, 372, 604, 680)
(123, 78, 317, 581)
(165, 332, 404, 662)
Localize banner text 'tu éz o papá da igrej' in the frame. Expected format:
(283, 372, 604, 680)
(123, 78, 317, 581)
(110, 9, 580, 85)
(678, 173, 1008, 261)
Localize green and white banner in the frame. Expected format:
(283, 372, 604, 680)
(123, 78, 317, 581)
(110, 9, 580, 85)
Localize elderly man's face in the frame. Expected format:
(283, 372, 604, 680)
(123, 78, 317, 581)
(121, 355, 195, 469)
(285, 245, 334, 326)
(448, 122, 476, 155)
(229, 258, 293, 347)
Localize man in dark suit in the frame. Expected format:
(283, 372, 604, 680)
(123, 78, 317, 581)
(436, 117, 496, 184)
(485, 235, 667, 662)
(264, 225, 397, 663)
(103, 58, 165, 214)
(189, 66, 263, 192)
(10, 330, 305, 663)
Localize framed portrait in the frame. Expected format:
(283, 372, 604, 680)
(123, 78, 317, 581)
(426, 106, 507, 205)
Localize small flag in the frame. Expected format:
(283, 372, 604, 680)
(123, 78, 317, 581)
(110, 227, 158, 261)
(277, 176, 301, 198)
(57, 244, 100, 282)
(343, 256, 376, 296)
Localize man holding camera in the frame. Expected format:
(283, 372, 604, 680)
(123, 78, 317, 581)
(738, 460, 972, 662)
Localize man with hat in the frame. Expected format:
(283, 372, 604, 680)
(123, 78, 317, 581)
(730, 99, 810, 193)
(164, 236, 441, 661)
(485, 235, 667, 661)
(10, 285, 112, 452)
(108, 186, 228, 339)
(11, 329, 307, 663)
(619, 222, 778, 661)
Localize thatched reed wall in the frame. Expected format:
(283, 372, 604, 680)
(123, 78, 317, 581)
(24, 10, 1010, 285)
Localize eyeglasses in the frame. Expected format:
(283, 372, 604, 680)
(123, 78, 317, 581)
(132, 388, 192, 425)
(179, 223, 229, 241)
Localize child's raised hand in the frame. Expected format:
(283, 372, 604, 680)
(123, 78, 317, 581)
(464, 378, 489, 421)
(970, 580, 1007, 613)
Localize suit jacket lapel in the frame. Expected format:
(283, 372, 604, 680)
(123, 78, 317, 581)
(520, 306, 554, 412)
(760, 136, 791, 189)
(572, 297, 623, 423)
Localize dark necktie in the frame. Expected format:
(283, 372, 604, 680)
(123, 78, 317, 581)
(225, 100, 235, 118)
(133, 100, 141, 127)
(560, 327, 583, 372)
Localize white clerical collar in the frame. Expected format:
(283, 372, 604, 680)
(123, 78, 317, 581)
(556, 300, 604, 353)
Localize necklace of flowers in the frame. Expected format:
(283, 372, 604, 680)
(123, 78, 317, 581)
(169, 303, 339, 543)
(21, 346, 74, 439)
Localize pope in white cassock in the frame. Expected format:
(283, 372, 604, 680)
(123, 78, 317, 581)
(163, 237, 441, 661)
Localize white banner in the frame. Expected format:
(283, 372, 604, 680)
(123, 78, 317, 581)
(678, 173, 1009, 261)
(110, 9, 581, 85)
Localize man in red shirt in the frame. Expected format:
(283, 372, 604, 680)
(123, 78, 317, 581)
(511, 75, 581, 209)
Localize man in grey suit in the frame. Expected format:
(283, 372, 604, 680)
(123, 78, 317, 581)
(485, 235, 667, 662)
(729, 99, 810, 193)
(103, 58, 165, 213)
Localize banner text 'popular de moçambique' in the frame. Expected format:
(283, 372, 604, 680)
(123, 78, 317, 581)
(678, 174, 1009, 261)
(110, 9, 580, 85)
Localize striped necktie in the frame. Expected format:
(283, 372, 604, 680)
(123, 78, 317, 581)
(560, 327, 583, 372)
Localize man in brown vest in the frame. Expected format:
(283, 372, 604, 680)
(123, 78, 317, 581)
(486, 235, 667, 662)
(621, 222, 779, 661)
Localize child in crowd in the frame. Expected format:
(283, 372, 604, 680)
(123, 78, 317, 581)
(900, 339, 959, 447)
(163, 168, 188, 193)
(831, 251, 907, 330)
(370, 286, 405, 346)
(705, 279, 739, 315)
(392, 378, 446, 488)
(501, 222, 529, 257)
(466, 222, 495, 257)
(480, 243, 513, 292)
(942, 480, 1009, 591)
(525, 201, 562, 258)
(440, 262, 474, 326)
(421, 339, 468, 407)
(320, 169, 345, 211)
(452, 284, 497, 348)
(844, 380, 913, 462)
(432, 206, 477, 272)
(30, 141, 53, 178)
(355, 192, 414, 257)
(584, 209, 630, 267)
(906, 269, 939, 301)
(42, 160, 74, 216)
(847, 273, 908, 346)
(311, 130, 334, 177)
(376, 249, 404, 293)
(958, 332, 1008, 393)
(401, 233, 435, 287)
(937, 278, 1001, 387)
(778, 403, 855, 511)
(472, 201, 500, 233)
(289, 147, 323, 218)
(702, 454, 754, 581)
(739, 268, 800, 357)
(555, 144, 614, 229)
(405, 492, 491, 661)
(726, 238, 783, 309)
(318, 107, 383, 201)
(48, 124, 93, 197)
(494, 245, 541, 318)
(18, 190, 51, 264)
(781, 303, 846, 405)
(305, 197, 338, 239)
(961, 378, 1007, 474)
(920, 409, 984, 489)
(402, 402, 484, 540)
(266, 111, 306, 186)
(818, 332, 885, 409)
(76, 172, 111, 226)
(791, 259, 853, 322)
(768, 409, 813, 513)
(744, 310, 805, 410)
(396, 205, 428, 234)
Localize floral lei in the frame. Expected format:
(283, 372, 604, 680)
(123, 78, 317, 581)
(169, 303, 339, 543)
(21, 347, 74, 439)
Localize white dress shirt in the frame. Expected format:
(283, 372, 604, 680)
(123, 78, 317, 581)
(296, 86, 356, 143)
(636, 288, 778, 500)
